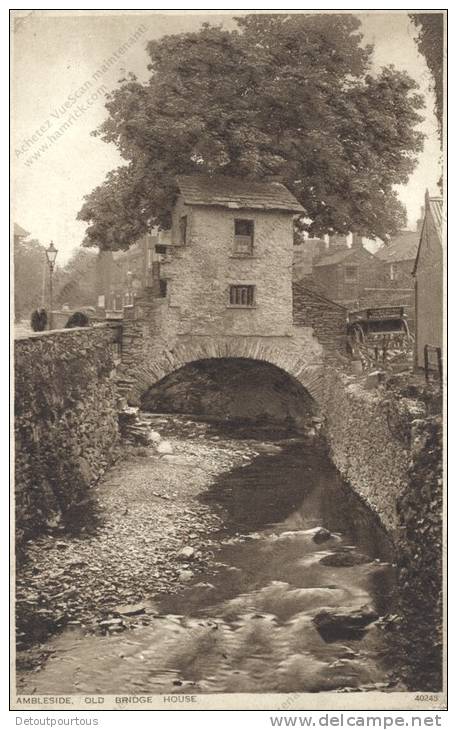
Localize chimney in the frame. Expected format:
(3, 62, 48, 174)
(328, 233, 348, 250)
(351, 232, 364, 249)
(311, 238, 326, 259)
(417, 206, 425, 231)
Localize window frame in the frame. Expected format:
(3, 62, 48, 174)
(228, 284, 256, 308)
(344, 264, 359, 283)
(233, 218, 255, 257)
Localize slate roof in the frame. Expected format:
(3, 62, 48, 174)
(292, 280, 347, 311)
(313, 247, 354, 267)
(375, 230, 420, 264)
(176, 175, 305, 213)
(14, 223, 29, 238)
(413, 195, 443, 275)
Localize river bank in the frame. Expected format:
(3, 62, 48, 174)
(16, 416, 263, 657)
(16, 414, 403, 695)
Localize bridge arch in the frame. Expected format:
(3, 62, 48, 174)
(117, 335, 325, 411)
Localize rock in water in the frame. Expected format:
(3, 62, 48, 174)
(313, 528, 332, 544)
(156, 440, 173, 455)
(255, 443, 283, 454)
(147, 430, 162, 444)
(319, 550, 372, 567)
(313, 605, 378, 640)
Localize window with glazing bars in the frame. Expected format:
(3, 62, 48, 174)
(229, 285, 255, 306)
(234, 219, 254, 256)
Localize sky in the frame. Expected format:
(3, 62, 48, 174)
(12, 10, 442, 263)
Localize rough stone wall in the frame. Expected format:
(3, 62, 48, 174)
(14, 325, 119, 543)
(320, 368, 437, 535)
(293, 283, 347, 354)
(165, 201, 295, 337)
(321, 367, 443, 689)
(396, 415, 443, 690)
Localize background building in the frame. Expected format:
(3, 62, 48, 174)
(413, 191, 443, 369)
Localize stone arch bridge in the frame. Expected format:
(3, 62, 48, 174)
(115, 310, 327, 411)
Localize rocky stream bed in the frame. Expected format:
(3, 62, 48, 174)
(16, 413, 405, 695)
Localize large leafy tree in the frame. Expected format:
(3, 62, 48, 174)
(410, 12, 444, 144)
(78, 14, 425, 249)
(14, 236, 46, 322)
(54, 248, 97, 307)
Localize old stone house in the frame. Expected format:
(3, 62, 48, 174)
(157, 174, 306, 337)
(357, 226, 423, 327)
(14, 222, 29, 244)
(413, 191, 443, 369)
(307, 236, 380, 310)
(375, 227, 421, 286)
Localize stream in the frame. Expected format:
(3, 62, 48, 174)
(17, 419, 400, 695)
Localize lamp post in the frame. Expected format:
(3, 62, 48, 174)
(126, 269, 132, 306)
(45, 241, 58, 329)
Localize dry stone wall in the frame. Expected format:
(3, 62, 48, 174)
(321, 368, 435, 535)
(292, 283, 347, 355)
(14, 325, 119, 543)
(322, 367, 443, 689)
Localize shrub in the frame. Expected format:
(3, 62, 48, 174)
(65, 311, 90, 328)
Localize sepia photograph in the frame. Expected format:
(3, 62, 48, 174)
(11, 8, 446, 713)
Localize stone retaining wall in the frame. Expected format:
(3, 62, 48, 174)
(14, 325, 120, 543)
(322, 367, 443, 689)
(321, 369, 414, 534)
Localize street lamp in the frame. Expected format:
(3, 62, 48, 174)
(126, 269, 132, 306)
(45, 241, 58, 329)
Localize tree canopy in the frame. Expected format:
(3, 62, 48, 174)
(54, 248, 97, 307)
(409, 13, 444, 145)
(14, 235, 46, 322)
(78, 13, 425, 249)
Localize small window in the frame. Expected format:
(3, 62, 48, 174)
(389, 263, 398, 281)
(159, 279, 167, 298)
(154, 244, 168, 263)
(344, 265, 358, 283)
(179, 215, 187, 245)
(229, 285, 255, 307)
(234, 219, 254, 256)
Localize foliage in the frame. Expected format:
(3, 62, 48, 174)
(30, 308, 48, 332)
(14, 237, 46, 322)
(410, 13, 444, 144)
(54, 248, 97, 308)
(65, 311, 90, 328)
(78, 14, 424, 249)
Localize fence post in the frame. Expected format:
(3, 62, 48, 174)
(437, 347, 443, 383)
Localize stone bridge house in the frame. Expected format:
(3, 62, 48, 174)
(113, 174, 347, 408)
